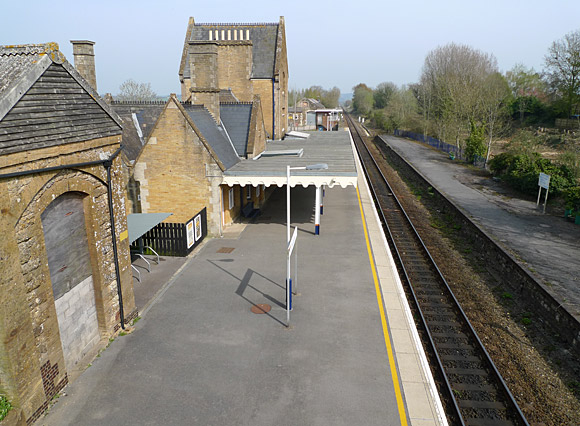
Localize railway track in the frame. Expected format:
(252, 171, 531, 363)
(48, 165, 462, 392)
(345, 114, 528, 426)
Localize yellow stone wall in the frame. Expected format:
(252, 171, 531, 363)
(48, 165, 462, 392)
(217, 43, 253, 102)
(0, 135, 135, 424)
(134, 101, 222, 234)
(221, 185, 240, 225)
(253, 79, 274, 139)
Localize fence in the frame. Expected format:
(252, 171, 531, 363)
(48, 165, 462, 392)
(131, 208, 207, 257)
(394, 129, 486, 167)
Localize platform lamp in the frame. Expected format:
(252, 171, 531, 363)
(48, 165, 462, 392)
(286, 163, 328, 326)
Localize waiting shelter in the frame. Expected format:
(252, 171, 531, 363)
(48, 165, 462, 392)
(221, 130, 358, 234)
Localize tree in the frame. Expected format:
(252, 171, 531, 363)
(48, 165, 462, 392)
(373, 82, 397, 109)
(320, 87, 341, 108)
(352, 83, 374, 115)
(117, 79, 158, 102)
(544, 29, 580, 117)
(384, 85, 420, 132)
(481, 72, 511, 164)
(505, 64, 547, 124)
(303, 85, 323, 101)
(419, 43, 499, 147)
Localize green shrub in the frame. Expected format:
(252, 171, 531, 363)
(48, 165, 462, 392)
(465, 120, 486, 162)
(489, 152, 577, 196)
(0, 395, 12, 421)
(564, 186, 580, 210)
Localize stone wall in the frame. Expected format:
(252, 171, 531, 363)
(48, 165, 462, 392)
(0, 135, 135, 424)
(247, 95, 267, 159)
(134, 100, 221, 232)
(217, 43, 253, 102)
(253, 79, 274, 139)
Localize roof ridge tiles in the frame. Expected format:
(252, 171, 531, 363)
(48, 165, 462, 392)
(111, 100, 166, 105)
(220, 101, 253, 105)
(194, 22, 277, 27)
(0, 43, 59, 56)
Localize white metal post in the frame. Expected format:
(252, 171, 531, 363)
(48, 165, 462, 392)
(315, 186, 321, 235)
(321, 185, 325, 215)
(294, 235, 298, 295)
(286, 165, 291, 325)
(284, 163, 327, 327)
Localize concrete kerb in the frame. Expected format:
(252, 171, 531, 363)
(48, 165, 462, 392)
(349, 130, 447, 426)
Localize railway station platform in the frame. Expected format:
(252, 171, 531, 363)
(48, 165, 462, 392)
(42, 132, 445, 426)
(380, 135, 580, 323)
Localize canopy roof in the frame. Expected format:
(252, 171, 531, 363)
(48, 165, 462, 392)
(221, 130, 358, 188)
(127, 213, 172, 244)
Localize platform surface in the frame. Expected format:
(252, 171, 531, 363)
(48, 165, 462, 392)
(42, 186, 432, 426)
(381, 135, 580, 321)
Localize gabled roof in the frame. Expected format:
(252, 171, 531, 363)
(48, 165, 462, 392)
(180, 18, 283, 80)
(299, 98, 325, 110)
(0, 43, 121, 126)
(220, 103, 252, 157)
(110, 101, 165, 162)
(182, 104, 240, 170)
(0, 43, 123, 155)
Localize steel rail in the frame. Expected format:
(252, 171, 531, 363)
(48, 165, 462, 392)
(346, 113, 528, 426)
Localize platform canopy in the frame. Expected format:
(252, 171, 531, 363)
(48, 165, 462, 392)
(127, 213, 172, 244)
(221, 130, 358, 188)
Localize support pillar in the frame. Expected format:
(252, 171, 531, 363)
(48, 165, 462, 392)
(315, 186, 321, 235)
(321, 185, 325, 215)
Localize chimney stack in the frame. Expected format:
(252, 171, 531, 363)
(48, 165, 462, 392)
(70, 40, 97, 92)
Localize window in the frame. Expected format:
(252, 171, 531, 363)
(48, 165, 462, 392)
(228, 188, 234, 210)
(246, 186, 252, 200)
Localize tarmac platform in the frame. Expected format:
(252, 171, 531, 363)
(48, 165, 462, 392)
(41, 133, 445, 426)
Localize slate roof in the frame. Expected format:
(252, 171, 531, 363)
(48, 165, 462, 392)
(110, 102, 165, 162)
(183, 104, 240, 170)
(0, 44, 49, 98)
(188, 23, 279, 79)
(220, 103, 252, 157)
(0, 43, 122, 155)
(300, 98, 325, 110)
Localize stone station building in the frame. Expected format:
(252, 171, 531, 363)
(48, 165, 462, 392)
(179, 17, 289, 140)
(0, 43, 136, 425)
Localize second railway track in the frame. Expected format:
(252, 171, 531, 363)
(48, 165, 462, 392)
(345, 114, 528, 426)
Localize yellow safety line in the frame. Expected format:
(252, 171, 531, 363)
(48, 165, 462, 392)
(356, 185, 408, 426)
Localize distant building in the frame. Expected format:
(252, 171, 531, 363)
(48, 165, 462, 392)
(290, 98, 325, 130)
(0, 43, 136, 424)
(179, 17, 289, 140)
(315, 109, 342, 131)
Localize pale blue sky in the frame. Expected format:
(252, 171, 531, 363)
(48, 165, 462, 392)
(1, 0, 579, 97)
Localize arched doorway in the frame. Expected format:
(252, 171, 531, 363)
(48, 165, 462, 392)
(41, 192, 100, 371)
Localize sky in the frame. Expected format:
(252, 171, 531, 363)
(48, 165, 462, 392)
(2, 0, 580, 98)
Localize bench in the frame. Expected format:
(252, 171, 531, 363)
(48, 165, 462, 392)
(242, 201, 261, 219)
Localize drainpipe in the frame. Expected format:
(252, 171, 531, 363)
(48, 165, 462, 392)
(272, 79, 276, 140)
(103, 158, 125, 330)
(0, 146, 126, 330)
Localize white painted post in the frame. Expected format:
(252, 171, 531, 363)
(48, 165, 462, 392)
(294, 232, 298, 295)
(286, 166, 291, 325)
(315, 186, 321, 235)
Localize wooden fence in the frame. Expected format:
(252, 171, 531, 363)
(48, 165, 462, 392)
(131, 208, 207, 257)
(555, 118, 580, 130)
